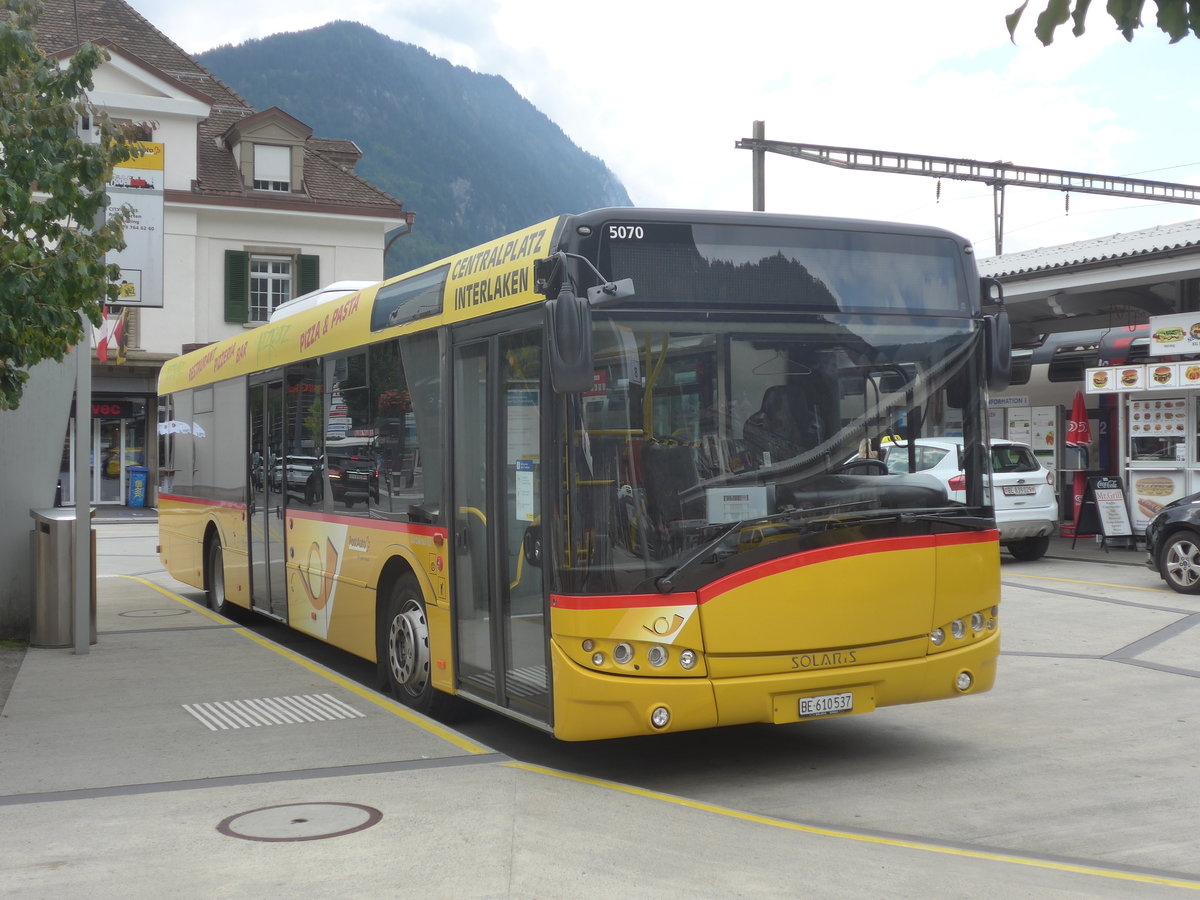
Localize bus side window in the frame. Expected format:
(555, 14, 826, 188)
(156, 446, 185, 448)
(286, 358, 325, 510)
(369, 333, 442, 524)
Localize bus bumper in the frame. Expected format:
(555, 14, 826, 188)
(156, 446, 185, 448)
(549, 630, 999, 741)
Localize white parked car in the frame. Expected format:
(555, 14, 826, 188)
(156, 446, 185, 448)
(878, 437, 1057, 561)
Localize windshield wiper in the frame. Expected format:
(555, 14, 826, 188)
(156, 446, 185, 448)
(653, 500, 875, 593)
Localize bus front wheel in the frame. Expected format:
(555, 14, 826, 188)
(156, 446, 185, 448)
(379, 575, 444, 715)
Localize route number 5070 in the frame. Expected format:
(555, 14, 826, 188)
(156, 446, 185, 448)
(608, 225, 644, 240)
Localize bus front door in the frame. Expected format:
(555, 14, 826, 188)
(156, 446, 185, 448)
(452, 328, 550, 725)
(248, 379, 288, 620)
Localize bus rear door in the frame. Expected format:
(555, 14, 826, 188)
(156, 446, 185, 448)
(248, 378, 288, 620)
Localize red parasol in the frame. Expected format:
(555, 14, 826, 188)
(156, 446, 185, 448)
(1066, 390, 1092, 447)
(1066, 391, 1091, 529)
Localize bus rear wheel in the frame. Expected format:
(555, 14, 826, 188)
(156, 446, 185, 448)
(379, 575, 446, 716)
(206, 537, 235, 616)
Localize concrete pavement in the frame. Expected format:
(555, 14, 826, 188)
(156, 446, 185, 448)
(1, 521, 1196, 897)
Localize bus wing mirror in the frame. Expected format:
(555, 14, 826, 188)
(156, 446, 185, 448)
(985, 308, 1012, 390)
(546, 283, 594, 393)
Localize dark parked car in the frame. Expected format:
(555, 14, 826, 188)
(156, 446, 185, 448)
(1145, 491, 1200, 593)
(324, 446, 377, 507)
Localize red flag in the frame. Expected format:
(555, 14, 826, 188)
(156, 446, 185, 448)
(95, 306, 109, 362)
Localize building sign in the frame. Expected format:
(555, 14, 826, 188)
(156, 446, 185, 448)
(988, 395, 1029, 407)
(106, 142, 164, 308)
(70, 399, 136, 418)
(1087, 364, 1200, 392)
(1148, 312, 1200, 356)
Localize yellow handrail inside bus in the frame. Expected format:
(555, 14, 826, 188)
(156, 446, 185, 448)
(458, 505, 487, 525)
(642, 333, 670, 438)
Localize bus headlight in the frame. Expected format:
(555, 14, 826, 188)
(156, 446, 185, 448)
(613, 642, 634, 664)
(950, 619, 966, 640)
(956, 671, 973, 692)
(679, 649, 697, 670)
(970, 612, 985, 633)
(650, 706, 670, 729)
(591, 651, 605, 667)
(647, 645, 668, 667)
(930, 627, 945, 646)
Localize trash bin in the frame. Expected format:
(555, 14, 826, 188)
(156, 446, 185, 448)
(127, 465, 149, 508)
(29, 508, 96, 649)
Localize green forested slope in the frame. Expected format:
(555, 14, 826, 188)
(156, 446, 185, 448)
(198, 21, 632, 275)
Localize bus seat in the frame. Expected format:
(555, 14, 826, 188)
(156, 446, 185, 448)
(742, 384, 820, 460)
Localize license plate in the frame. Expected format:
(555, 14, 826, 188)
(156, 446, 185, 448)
(799, 692, 853, 717)
(1002, 485, 1036, 496)
(348, 472, 368, 481)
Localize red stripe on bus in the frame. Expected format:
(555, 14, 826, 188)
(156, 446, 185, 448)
(285, 507, 447, 538)
(157, 493, 245, 511)
(698, 529, 999, 603)
(552, 529, 998, 612)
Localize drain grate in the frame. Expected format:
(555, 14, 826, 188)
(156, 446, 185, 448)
(183, 694, 365, 731)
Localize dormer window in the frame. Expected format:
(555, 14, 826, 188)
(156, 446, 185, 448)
(253, 144, 291, 192)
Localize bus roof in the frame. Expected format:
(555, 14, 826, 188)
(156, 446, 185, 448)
(159, 215, 565, 395)
(268, 281, 379, 322)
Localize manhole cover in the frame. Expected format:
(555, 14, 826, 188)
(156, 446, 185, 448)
(217, 802, 382, 842)
(119, 608, 190, 618)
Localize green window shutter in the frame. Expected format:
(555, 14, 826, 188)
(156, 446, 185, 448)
(297, 254, 320, 295)
(224, 250, 249, 323)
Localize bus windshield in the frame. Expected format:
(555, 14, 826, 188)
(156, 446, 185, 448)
(598, 221, 970, 314)
(552, 311, 988, 594)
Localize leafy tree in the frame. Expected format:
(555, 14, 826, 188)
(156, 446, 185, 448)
(0, 0, 140, 410)
(1007, 0, 1200, 44)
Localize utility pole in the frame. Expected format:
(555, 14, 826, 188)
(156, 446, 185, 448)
(751, 120, 765, 212)
(736, 129, 1200, 255)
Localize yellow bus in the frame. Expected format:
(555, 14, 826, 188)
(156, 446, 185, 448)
(158, 208, 1010, 740)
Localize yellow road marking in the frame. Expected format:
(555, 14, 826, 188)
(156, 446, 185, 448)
(122, 576, 490, 755)
(1005, 572, 1175, 595)
(504, 762, 1200, 891)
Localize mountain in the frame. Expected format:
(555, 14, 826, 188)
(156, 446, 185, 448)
(198, 21, 632, 275)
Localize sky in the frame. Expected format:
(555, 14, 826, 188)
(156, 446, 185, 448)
(128, 0, 1200, 259)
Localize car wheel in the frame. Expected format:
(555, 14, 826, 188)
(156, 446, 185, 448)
(1158, 531, 1200, 594)
(1007, 535, 1050, 561)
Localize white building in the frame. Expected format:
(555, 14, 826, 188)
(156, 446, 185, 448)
(36, 0, 411, 507)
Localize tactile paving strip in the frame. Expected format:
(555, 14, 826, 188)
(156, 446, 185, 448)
(182, 693, 365, 730)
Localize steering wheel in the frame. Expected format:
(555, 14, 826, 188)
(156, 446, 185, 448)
(836, 458, 889, 476)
